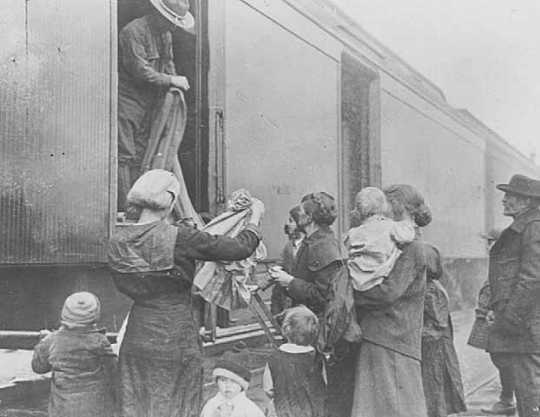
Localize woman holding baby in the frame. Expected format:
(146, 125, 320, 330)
(349, 184, 433, 417)
(271, 184, 433, 417)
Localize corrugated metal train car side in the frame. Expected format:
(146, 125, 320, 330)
(0, 0, 129, 331)
(0, 0, 539, 329)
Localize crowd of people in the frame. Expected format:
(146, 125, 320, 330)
(23, 0, 540, 414)
(30, 171, 540, 417)
(31, 166, 483, 417)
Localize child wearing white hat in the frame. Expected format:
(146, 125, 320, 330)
(200, 359, 265, 417)
(31, 292, 117, 417)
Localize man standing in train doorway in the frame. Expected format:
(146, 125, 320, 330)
(117, 0, 194, 211)
(487, 174, 540, 417)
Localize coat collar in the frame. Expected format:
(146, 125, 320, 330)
(303, 226, 334, 245)
(509, 207, 540, 233)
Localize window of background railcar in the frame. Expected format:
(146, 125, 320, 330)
(116, 0, 209, 216)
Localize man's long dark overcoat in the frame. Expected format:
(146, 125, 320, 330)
(487, 207, 540, 353)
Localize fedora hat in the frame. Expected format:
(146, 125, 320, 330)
(149, 0, 195, 30)
(496, 174, 540, 198)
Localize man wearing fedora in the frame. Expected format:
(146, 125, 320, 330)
(117, 0, 195, 211)
(487, 174, 540, 417)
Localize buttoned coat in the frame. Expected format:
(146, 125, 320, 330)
(287, 226, 344, 317)
(487, 207, 540, 353)
(354, 240, 428, 360)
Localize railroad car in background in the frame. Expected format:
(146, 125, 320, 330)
(1, 0, 539, 330)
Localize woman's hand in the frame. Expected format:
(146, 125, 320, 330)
(269, 267, 294, 287)
(248, 198, 265, 225)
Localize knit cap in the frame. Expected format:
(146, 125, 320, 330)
(212, 359, 251, 391)
(61, 292, 101, 328)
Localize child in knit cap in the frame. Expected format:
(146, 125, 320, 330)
(32, 292, 117, 417)
(346, 186, 415, 291)
(201, 359, 265, 417)
(263, 305, 326, 417)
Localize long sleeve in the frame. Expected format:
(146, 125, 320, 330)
(31, 334, 53, 374)
(354, 242, 424, 308)
(175, 225, 261, 262)
(119, 28, 172, 87)
(504, 221, 540, 324)
(287, 262, 340, 315)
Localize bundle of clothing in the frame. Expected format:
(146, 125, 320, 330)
(193, 189, 267, 310)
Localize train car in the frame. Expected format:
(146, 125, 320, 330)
(1, 0, 539, 330)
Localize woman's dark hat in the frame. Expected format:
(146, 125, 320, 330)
(496, 174, 540, 198)
(149, 0, 195, 30)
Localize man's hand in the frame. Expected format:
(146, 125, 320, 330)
(170, 76, 190, 91)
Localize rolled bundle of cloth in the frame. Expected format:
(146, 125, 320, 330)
(193, 189, 267, 310)
(139, 87, 203, 228)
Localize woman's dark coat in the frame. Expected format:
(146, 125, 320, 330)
(352, 240, 429, 417)
(354, 240, 428, 360)
(285, 226, 354, 417)
(421, 245, 466, 417)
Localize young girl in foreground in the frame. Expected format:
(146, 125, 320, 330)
(201, 358, 264, 417)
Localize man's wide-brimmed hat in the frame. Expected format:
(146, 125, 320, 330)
(149, 0, 195, 30)
(496, 174, 540, 198)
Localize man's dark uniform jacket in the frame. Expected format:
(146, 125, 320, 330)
(488, 207, 540, 353)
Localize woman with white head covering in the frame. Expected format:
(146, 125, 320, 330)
(108, 169, 264, 417)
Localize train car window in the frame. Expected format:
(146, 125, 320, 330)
(116, 0, 209, 218)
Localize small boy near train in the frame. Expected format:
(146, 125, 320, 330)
(200, 359, 265, 417)
(32, 292, 117, 417)
(263, 305, 326, 417)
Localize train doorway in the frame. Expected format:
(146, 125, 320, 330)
(341, 53, 380, 226)
(116, 0, 209, 214)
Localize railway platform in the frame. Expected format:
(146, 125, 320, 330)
(0, 309, 511, 416)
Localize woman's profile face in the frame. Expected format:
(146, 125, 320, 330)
(385, 197, 411, 222)
(385, 197, 400, 221)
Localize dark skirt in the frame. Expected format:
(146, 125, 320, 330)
(352, 341, 428, 417)
(119, 353, 203, 417)
(421, 336, 466, 417)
